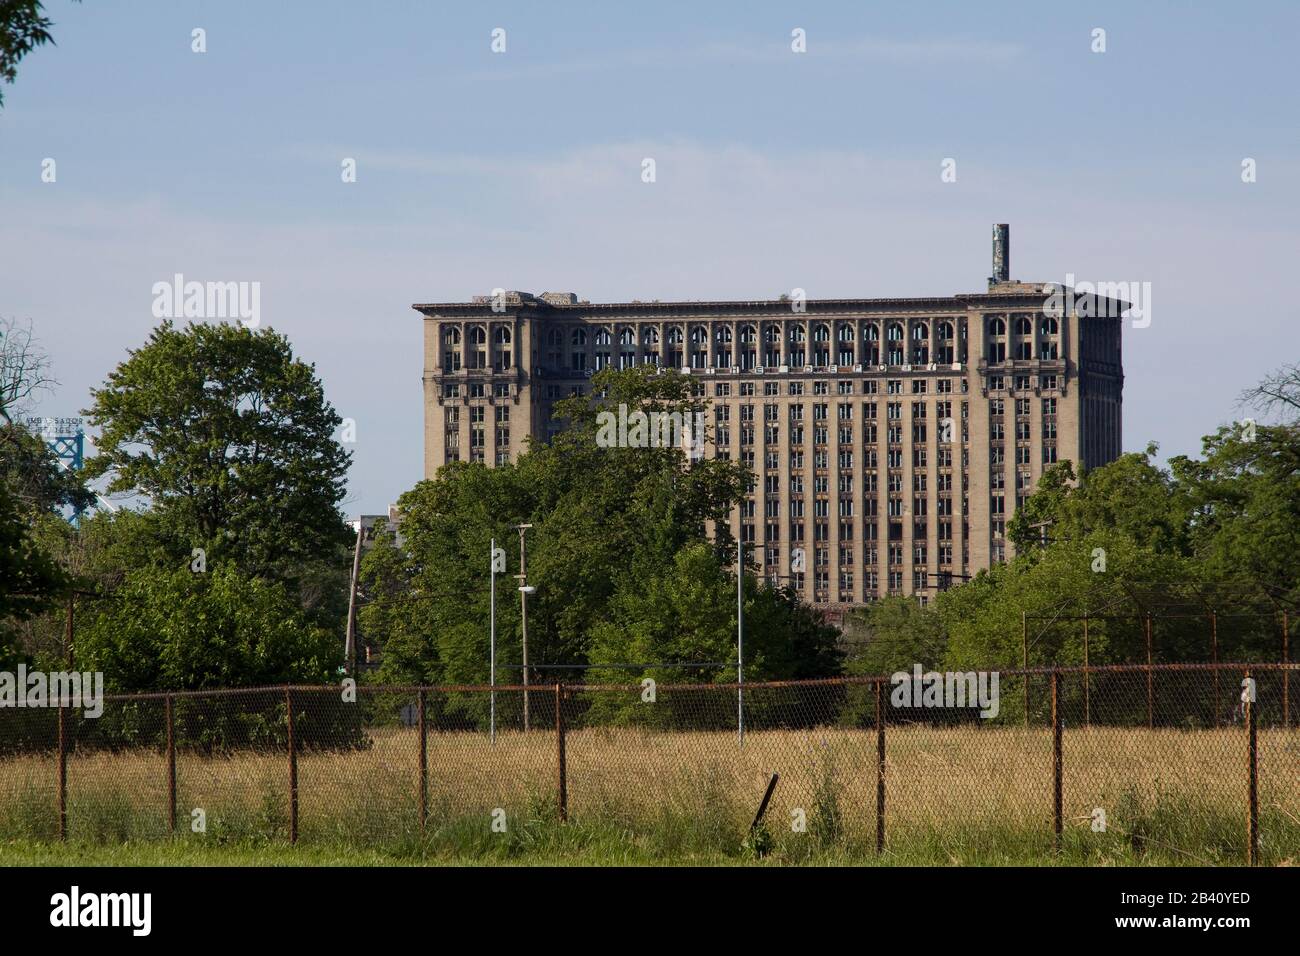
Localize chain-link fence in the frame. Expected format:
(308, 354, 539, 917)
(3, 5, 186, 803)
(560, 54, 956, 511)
(1, 664, 1294, 863)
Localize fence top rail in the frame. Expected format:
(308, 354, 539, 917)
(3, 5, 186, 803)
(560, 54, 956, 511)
(92, 661, 1300, 703)
(1023, 612, 1290, 622)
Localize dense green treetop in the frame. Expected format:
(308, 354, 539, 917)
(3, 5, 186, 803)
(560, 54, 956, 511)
(361, 366, 840, 690)
(83, 321, 353, 605)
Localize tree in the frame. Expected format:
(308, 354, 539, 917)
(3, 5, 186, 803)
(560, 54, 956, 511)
(0, 423, 94, 519)
(0, 1, 78, 107)
(741, 582, 844, 680)
(1184, 361, 1300, 605)
(0, 316, 93, 519)
(0, 316, 76, 665)
(1008, 448, 1192, 557)
(1, 316, 55, 425)
(938, 532, 1197, 671)
(853, 356, 1300, 677)
(0, 481, 67, 667)
(586, 542, 739, 685)
(361, 366, 841, 698)
(1, 317, 85, 514)
(1241, 361, 1300, 420)
(845, 594, 946, 678)
(356, 519, 437, 681)
(83, 321, 353, 616)
(1172, 422, 1300, 608)
(74, 563, 340, 692)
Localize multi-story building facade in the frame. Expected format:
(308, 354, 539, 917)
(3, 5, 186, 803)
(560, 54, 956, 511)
(414, 226, 1124, 610)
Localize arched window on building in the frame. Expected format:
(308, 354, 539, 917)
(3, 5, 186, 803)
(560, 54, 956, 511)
(986, 316, 1006, 363)
(763, 325, 781, 367)
(468, 326, 487, 369)
(886, 322, 904, 366)
(666, 326, 684, 367)
(812, 323, 831, 366)
(642, 326, 660, 366)
(836, 324, 855, 366)
(689, 326, 708, 369)
(546, 328, 563, 368)
(618, 327, 636, 369)
(442, 327, 461, 372)
(594, 327, 612, 370)
(863, 323, 880, 365)
(570, 327, 588, 371)
(910, 322, 930, 365)
(493, 326, 512, 371)
(714, 326, 733, 368)
(739, 325, 757, 370)
(936, 321, 955, 364)
(788, 324, 806, 367)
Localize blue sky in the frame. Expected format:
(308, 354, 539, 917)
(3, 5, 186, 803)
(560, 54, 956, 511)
(3, 0, 1297, 516)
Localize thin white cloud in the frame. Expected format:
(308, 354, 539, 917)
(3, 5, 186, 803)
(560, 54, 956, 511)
(450, 33, 1025, 84)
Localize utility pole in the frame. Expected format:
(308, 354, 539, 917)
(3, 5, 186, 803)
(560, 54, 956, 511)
(1028, 519, 1053, 548)
(514, 524, 535, 731)
(928, 571, 972, 592)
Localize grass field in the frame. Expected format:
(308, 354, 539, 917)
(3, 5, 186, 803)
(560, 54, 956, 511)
(2, 723, 1296, 866)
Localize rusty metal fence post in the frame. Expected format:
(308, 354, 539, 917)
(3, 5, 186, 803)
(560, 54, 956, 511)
(1284, 611, 1291, 729)
(286, 687, 298, 844)
(1246, 669, 1258, 866)
(1212, 612, 1220, 726)
(166, 693, 176, 834)
(875, 678, 886, 854)
(1145, 613, 1154, 729)
(1021, 612, 1029, 727)
(417, 689, 427, 834)
(555, 683, 567, 822)
(56, 702, 67, 841)
(1082, 615, 1090, 728)
(1051, 671, 1062, 854)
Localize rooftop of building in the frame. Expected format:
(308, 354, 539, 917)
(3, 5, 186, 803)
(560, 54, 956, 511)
(413, 284, 1129, 317)
(412, 228, 1131, 316)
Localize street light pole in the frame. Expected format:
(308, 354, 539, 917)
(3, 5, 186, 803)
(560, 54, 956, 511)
(737, 535, 745, 748)
(515, 524, 534, 731)
(489, 537, 497, 744)
(344, 521, 364, 674)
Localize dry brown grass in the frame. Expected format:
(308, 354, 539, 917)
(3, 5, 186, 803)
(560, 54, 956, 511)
(1, 723, 1295, 862)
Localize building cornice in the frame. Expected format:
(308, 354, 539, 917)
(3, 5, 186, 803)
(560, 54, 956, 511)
(414, 287, 1129, 320)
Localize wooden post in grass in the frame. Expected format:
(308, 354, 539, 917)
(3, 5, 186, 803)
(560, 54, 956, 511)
(749, 773, 779, 833)
(286, 688, 298, 844)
